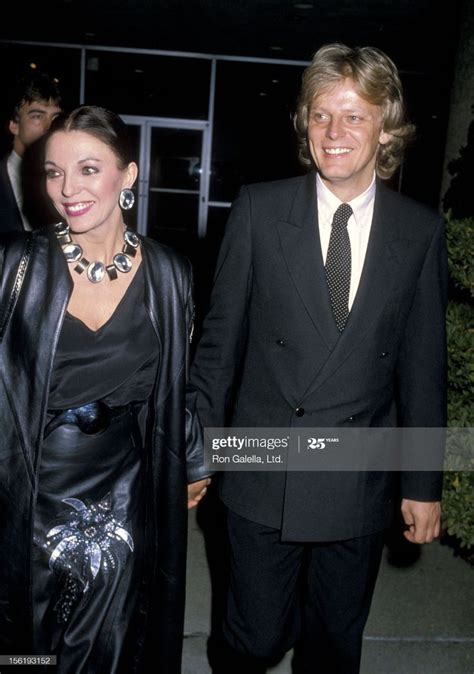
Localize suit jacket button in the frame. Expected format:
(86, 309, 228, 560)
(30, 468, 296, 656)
(379, 351, 389, 358)
(295, 407, 305, 417)
(276, 339, 285, 346)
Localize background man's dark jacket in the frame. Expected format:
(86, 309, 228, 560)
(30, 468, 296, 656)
(0, 146, 58, 234)
(0, 155, 23, 233)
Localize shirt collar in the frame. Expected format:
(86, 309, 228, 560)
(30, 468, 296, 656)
(316, 172, 376, 227)
(7, 149, 22, 172)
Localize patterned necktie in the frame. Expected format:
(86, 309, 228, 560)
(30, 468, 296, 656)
(324, 202, 353, 332)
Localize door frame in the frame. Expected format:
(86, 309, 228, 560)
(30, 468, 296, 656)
(121, 115, 211, 237)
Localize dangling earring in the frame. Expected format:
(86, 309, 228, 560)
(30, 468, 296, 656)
(119, 188, 135, 210)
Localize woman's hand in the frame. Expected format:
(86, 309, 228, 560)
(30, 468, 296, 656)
(187, 478, 211, 510)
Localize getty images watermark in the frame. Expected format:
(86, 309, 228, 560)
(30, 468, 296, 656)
(204, 428, 474, 471)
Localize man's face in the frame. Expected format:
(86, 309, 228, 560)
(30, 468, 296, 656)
(9, 98, 62, 156)
(307, 78, 391, 200)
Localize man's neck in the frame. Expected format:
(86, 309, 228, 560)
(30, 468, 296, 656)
(317, 173, 376, 205)
(12, 139, 25, 158)
(319, 176, 374, 203)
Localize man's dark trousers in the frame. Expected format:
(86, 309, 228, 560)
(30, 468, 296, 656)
(211, 510, 385, 674)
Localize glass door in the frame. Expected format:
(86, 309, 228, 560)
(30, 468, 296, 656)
(121, 116, 210, 255)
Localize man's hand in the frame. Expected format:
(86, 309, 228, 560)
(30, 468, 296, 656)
(401, 499, 441, 544)
(187, 478, 211, 510)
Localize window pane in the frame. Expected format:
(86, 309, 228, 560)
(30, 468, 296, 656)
(147, 192, 199, 237)
(211, 60, 305, 202)
(85, 51, 210, 119)
(150, 128, 202, 190)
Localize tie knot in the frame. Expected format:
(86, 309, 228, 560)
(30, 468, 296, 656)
(332, 203, 353, 228)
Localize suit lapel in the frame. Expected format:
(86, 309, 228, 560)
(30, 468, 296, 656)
(277, 171, 340, 350)
(343, 181, 404, 337)
(300, 180, 405, 399)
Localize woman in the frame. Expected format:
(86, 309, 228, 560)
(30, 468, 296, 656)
(0, 105, 210, 673)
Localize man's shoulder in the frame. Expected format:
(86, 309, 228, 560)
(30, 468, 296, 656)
(0, 154, 12, 188)
(377, 181, 443, 229)
(232, 174, 310, 222)
(243, 173, 307, 199)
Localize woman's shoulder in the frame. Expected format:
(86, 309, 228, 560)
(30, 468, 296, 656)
(140, 236, 189, 267)
(141, 235, 191, 272)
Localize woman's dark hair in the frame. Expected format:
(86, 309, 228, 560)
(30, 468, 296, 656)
(47, 105, 135, 169)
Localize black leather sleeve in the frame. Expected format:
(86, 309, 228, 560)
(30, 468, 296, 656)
(183, 258, 212, 483)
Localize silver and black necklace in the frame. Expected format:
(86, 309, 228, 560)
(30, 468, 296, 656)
(54, 222, 141, 284)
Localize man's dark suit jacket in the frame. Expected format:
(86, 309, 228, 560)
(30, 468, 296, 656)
(0, 149, 57, 234)
(190, 171, 448, 542)
(0, 155, 24, 233)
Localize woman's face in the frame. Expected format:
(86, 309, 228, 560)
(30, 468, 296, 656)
(45, 129, 136, 235)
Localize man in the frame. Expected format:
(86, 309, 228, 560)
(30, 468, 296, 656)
(0, 71, 62, 233)
(190, 43, 447, 673)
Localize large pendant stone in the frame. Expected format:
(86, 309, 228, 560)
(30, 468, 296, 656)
(87, 261, 106, 283)
(124, 230, 140, 248)
(63, 243, 83, 263)
(113, 253, 132, 273)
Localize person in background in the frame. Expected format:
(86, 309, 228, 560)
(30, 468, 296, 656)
(0, 105, 210, 673)
(189, 43, 447, 674)
(0, 70, 62, 233)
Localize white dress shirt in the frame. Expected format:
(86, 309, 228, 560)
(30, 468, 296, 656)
(7, 150, 32, 231)
(316, 172, 376, 309)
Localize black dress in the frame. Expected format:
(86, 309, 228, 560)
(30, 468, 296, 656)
(32, 266, 159, 673)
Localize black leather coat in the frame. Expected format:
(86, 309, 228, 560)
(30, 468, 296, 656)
(0, 226, 205, 672)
